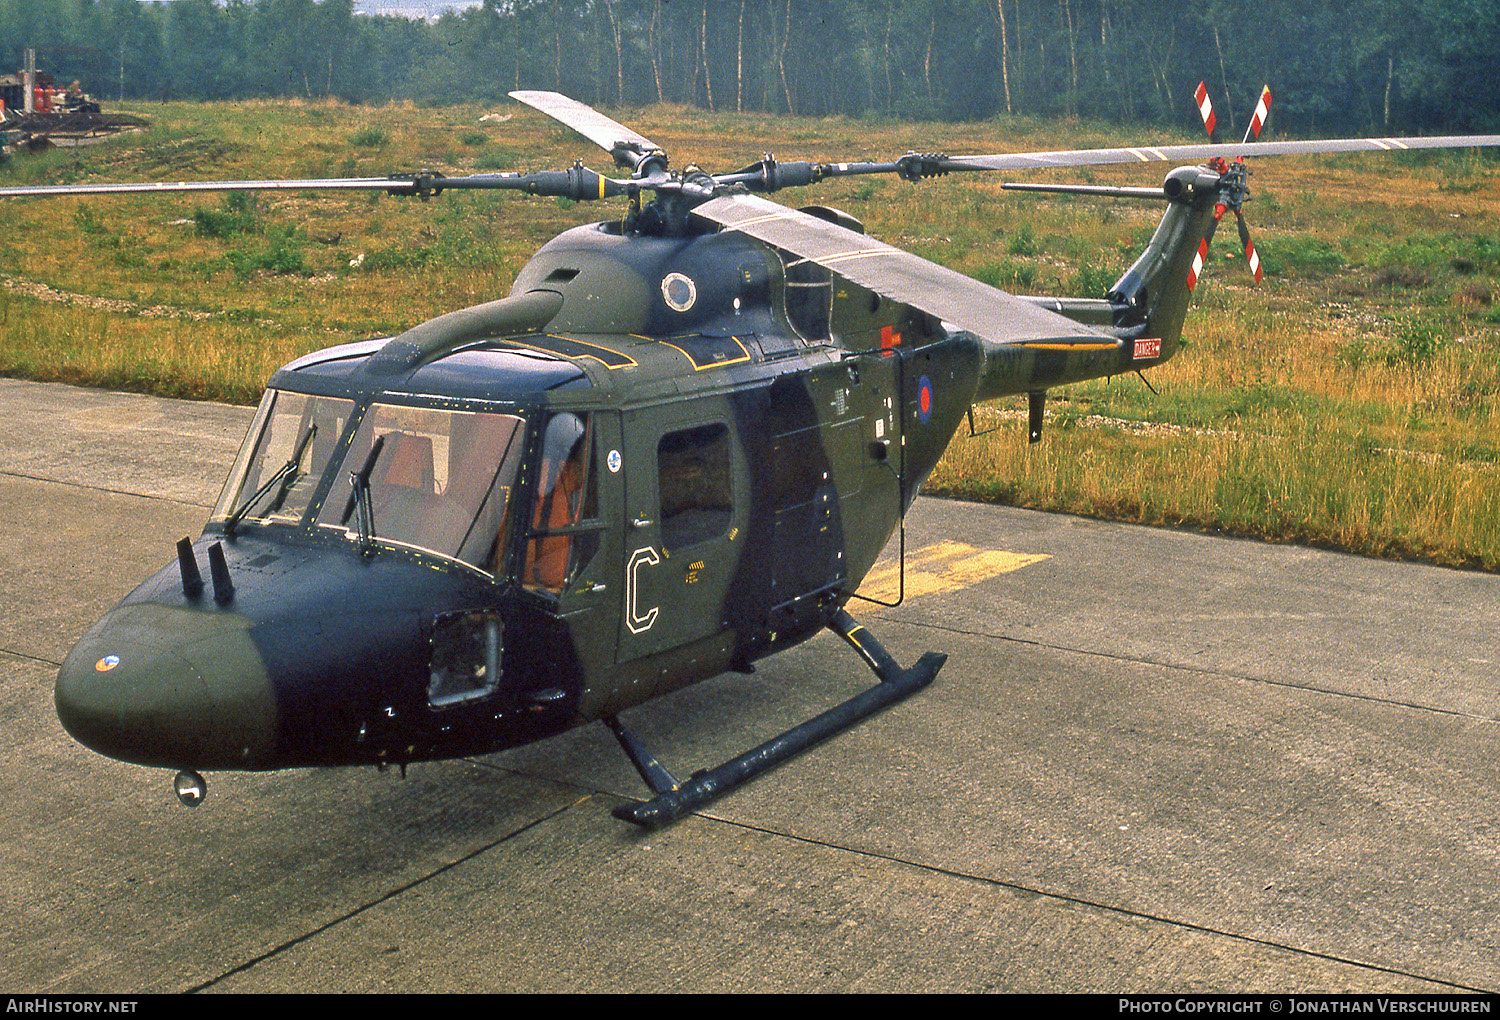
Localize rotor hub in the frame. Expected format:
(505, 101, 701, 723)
(1208, 157, 1252, 212)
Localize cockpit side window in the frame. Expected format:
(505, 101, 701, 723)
(523, 412, 599, 592)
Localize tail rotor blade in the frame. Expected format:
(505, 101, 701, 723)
(1236, 210, 1263, 283)
(1188, 202, 1226, 293)
(1237, 84, 1269, 283)
(1244, 86, 1273, 145)
(1195, 81, 1218, 139)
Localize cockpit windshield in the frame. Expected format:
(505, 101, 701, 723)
(213, 391, 354, 530)
(314, 403, 527, 572)
(214, 390, 529, 575)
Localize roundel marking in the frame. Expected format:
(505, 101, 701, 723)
(917, 375, 934, 424)
(661, 273, 697, 313)
(95, 655, 120, 672)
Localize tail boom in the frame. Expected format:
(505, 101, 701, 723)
(1106, 166, 1226, 363)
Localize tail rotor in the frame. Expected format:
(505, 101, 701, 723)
(1194, 82, 1272, 286)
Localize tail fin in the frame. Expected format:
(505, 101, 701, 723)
(1107, 166, 1227, 363)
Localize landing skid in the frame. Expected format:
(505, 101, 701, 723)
(607, 609, 946, 828)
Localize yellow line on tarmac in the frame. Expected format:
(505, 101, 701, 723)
(856, 540, 1049, 603)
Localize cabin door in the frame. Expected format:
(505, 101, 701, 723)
(616, 403, 746, 662)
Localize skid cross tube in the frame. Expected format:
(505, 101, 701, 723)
(609, 610, 946, 828)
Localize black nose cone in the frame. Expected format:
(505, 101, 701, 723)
(56, 604, 277, 770)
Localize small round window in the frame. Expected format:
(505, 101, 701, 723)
(661, 272, 697, 312)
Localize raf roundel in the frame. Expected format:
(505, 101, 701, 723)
(918, 375, 934, 424)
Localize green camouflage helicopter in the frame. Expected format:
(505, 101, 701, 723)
(10, 90, 1498, 827)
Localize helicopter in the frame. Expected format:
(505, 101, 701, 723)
(12, 90, 1499, 828)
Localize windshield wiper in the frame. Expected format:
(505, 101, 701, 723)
(340, 434, 386, 554)
(225, 422, 317, 535)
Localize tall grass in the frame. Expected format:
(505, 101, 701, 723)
(1, 99, 1497, 568)
(0, 300, 295, 403)
(929, 410, 1500, 569)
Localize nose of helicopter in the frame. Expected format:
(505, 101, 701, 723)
(55, 603, 277, 770)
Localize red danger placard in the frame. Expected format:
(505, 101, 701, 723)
(1134, 338, 1162, 360)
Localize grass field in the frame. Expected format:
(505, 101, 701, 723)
(2, 99, 1498, 567)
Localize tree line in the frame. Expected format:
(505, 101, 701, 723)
(3, 0, 1497, 134)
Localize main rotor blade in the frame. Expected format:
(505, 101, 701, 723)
(0, 168, 633, 202)
(0, 177, 411, 199)
(508, 90, 666, 174)
(946, 134, 1500, 173)
(695, 192, 1116, 347)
